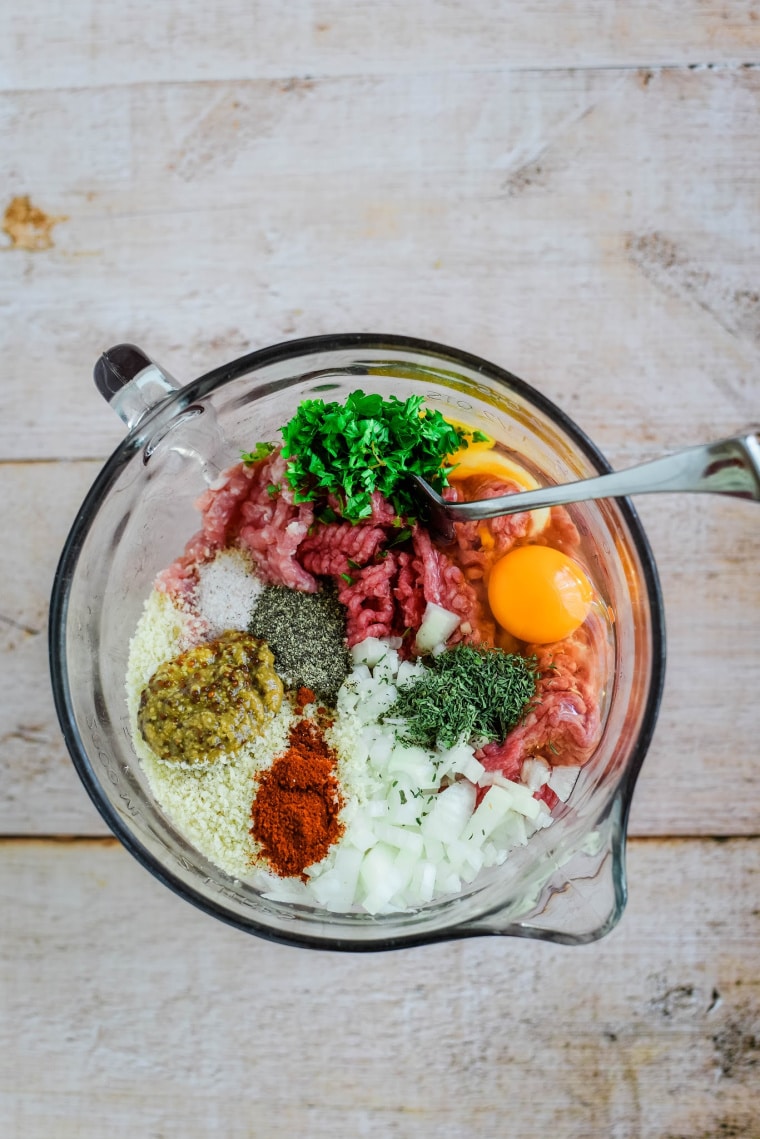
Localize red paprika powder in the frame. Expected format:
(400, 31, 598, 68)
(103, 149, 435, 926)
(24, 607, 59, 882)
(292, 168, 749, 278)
(251, 717, 344, 879)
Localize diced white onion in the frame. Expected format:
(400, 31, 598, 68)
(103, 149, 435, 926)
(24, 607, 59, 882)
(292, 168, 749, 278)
(422, 780, 477, 841)
(414, 602, 461, 654)
(521, 757, 551, 791)
(388, 743, 437, 787)
(463, 785, 518, 843)
(547, 765, 581, 802)
(350, 638, 391, 667)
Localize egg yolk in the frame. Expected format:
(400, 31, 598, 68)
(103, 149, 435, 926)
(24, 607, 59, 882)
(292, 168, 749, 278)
(487, 545, 593, 644)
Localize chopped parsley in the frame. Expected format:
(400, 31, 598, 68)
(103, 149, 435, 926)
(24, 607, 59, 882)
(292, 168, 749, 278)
(241, 441, 276, 465)
(278, 390, 468, 521)
(387, 527, 413, 547)
(383, 644, 539, 750)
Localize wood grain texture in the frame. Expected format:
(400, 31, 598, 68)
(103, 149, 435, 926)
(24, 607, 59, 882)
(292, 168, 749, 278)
(2, 66, 759, 462)
(1, 837, 758, 1137)
(2, 1, 760, 93)
(0, 462, 106, 835)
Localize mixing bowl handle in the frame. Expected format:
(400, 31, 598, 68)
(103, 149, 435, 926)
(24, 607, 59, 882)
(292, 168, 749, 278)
(94, 343, 182, 430)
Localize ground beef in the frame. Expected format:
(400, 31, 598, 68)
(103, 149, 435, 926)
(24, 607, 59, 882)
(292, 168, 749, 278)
(236, 452, 317, 592)
(534, 783, 560, 810)
(411, 525, 492, 645)
(337, 554, 400, 645)
(155, 556, 198, 603)
(155, 464, 257, 599)
(394, 550, 426, 632)
(445, 477, 532, 582)
(298, 520, 387, 577)
(536, 505, 581, 554)
(157, 451, 317, 599)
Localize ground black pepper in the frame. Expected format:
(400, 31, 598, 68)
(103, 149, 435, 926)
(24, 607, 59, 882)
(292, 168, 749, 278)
(249, 584, 350, 702)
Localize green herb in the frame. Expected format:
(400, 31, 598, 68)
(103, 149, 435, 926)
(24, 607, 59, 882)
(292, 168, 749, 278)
(266, 483, 281, 498)
(346, 558, 361, 570)
(387, 527, 413, 547)
(471, 430, 490, 442)
(241, 441, 275, 465)
(278, 390, 468, 521)
(340, 572, 354, 585)
(548, 740, 559, 755)
(316, 506, 339, 525)
(383, 644, 538, 750)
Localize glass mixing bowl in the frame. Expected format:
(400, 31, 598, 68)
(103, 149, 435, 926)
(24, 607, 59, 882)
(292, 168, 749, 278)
(49, 334, 665, 950)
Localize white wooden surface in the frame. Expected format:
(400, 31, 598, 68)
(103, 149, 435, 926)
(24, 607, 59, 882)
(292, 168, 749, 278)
(1, 2, 759, 1135)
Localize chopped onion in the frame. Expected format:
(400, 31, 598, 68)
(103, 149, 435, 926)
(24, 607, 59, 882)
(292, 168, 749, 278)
(414, 602, 460, 654)
(464, 785, 517, 842)
(547, 764, 581, 802)
(388, 742, 437, 787)
(521, 756, 551, 791)
(350, 638, 392, 667)
(422, 780, 477, 841)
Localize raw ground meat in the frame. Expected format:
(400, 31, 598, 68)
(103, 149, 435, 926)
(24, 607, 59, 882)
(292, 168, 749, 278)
(298, 520, 387, 577)
(157, 450, 489, 649)
(157, 451, 317, 597)
(410, 525, 493, 646)
(336, 554, 400, 644)
(446, 476, 531, 582)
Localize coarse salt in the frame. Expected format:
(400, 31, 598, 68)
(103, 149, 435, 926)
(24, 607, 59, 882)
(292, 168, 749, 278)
(196, 548, 264, 637)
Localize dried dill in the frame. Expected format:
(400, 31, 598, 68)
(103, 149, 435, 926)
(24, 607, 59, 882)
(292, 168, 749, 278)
(383, 644, 538, 750)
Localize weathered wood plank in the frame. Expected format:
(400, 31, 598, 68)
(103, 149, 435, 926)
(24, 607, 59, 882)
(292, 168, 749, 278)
(2, 0, 760, 93)
(1, 461, 757, 837)
(0, 462, 106, 834)
(1, 66, 759, 462)
(0, 836, 757, 1137)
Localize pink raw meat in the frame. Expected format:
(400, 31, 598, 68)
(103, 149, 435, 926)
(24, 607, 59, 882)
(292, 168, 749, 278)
(158, 451, 317, 598)
(298, 521, 387, 577)
(337, 554, 400, 645)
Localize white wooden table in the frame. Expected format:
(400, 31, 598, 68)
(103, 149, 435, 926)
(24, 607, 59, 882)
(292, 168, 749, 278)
(2, 4, 759, 1135)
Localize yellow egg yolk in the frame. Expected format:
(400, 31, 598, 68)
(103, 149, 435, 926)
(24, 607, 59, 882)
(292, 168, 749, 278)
(487, 545, 593, 644)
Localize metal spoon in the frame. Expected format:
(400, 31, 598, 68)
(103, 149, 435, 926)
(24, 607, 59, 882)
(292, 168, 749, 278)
(410, 429, 760, 543)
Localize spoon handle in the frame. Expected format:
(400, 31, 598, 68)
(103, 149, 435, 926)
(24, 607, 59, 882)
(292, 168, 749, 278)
(443, 429, 760, 521)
